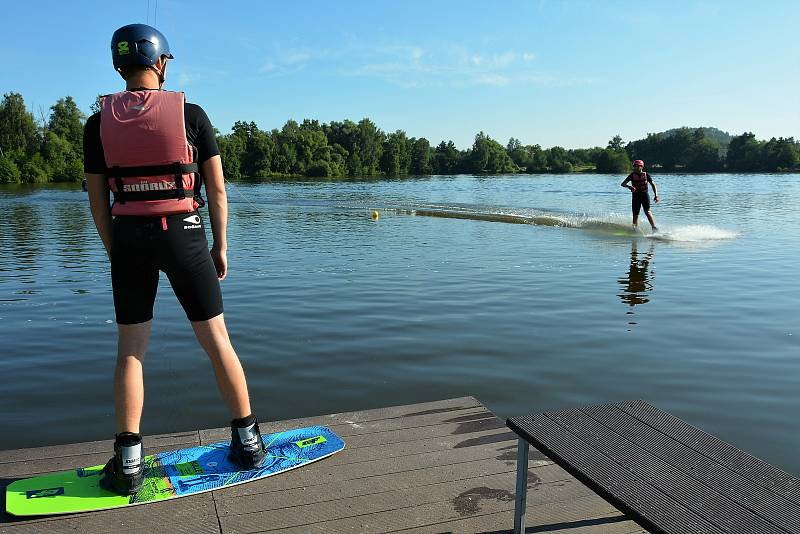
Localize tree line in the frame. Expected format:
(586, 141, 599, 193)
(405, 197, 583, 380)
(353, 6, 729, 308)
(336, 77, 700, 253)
(0, 93, 85, 183)
(1, 91, 798, 184)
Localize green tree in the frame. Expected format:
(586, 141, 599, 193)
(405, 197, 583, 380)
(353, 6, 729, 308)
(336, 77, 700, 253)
(49, 96, 85, 152)
(0, 153, 22, 183)
(608, 134, 624, 151)
(547, 146, 573, 173)
(410, 137, 432, 175)
(21, 154, 50, 183)
(686, 136, 721, 172)
(356, 118, 385, 175)
(763, 137, 799, 171)
(381, 130, 411, 176)
(469, 132, 516, 173)
(567, 147, 602, 168)
(324, 120, 357, 173)
(217, 132, 245, 179)
(242, 121, 276, 177)
(661, 127, 694, 170)
(0, 93, 39, 158)
(727, 132, 763, 171)
(596, 149, 630, 173)
(298, 119, 335, 175)
(432, 140, 461, 174)
(526, 144, 548, 172)
(90, 95, 103, 115)
(596, 135, 631, 173)
(41, 131, 82, 182)
(324, 119, 386, 176)
(506, 137, 527, 168)
(627, 133, 664, 169)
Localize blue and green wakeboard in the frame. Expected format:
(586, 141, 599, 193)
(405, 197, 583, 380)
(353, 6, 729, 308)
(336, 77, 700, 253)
(6, 425, 344, 516)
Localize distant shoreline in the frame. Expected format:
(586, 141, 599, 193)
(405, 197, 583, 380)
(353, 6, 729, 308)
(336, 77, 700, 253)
(1, 91, 798, 184)
(3, 170, 799, 193)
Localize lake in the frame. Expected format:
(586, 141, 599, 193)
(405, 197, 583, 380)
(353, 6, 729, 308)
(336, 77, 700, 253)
(0, 173, 798, 475)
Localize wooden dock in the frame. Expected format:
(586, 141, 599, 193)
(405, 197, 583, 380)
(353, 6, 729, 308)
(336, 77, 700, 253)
(0, 397, 646, 533)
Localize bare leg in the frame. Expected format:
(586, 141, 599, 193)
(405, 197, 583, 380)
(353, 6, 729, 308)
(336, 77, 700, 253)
(115, 321, 152, 434)
(645, 210, 657, 229)
(191, 313, 252, 419)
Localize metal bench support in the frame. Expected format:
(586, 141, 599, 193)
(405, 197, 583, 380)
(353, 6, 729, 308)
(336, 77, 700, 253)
(514, 437, 529, 534)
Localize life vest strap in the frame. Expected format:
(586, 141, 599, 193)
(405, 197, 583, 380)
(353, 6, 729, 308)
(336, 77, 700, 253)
(109, 162, 199, 204)
(108, 162, 199, 178)
(112, 189, 197, 203)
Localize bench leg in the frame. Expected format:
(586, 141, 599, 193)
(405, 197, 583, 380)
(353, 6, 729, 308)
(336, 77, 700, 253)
(514, 438, 529, 534)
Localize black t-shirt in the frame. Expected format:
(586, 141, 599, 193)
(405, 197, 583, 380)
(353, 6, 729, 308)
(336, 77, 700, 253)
(83, 92, 220, 174)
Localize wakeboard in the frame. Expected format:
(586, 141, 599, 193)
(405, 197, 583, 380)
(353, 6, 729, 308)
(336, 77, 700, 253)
(6, 425, 344, 516)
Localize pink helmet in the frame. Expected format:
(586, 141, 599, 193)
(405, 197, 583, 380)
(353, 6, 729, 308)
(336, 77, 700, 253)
(633, 159, 644, 167)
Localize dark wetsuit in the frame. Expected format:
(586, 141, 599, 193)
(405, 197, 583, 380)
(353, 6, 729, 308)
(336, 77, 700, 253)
(83, 91, 223, 325)
(625, 171, 653, 217)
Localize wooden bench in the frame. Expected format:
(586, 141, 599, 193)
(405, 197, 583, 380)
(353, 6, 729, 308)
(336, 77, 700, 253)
(507, 400, 800, 534)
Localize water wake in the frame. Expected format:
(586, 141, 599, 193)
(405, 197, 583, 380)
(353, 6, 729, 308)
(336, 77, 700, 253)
(403, 207, 739, 243)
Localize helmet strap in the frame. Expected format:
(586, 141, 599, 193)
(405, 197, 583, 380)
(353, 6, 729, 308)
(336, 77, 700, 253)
(152, 58, 168, 89)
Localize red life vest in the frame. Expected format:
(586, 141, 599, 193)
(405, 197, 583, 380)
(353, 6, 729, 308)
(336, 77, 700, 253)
(100, 90, 201, 216)
(629, 171, 650, 193)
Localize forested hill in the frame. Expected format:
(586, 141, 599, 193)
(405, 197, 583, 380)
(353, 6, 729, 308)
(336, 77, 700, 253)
(663, 127, 733, 147)
(0, 91, 798, 184)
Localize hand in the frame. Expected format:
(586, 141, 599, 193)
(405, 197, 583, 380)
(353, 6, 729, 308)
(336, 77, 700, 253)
(628, 186, 635, 192)
(654, 195, 660, 203)
(210, 246, 228, 280)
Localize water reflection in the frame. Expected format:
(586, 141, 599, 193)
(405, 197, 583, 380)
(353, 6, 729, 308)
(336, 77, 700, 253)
(618, 241, 655, 325)
(53, 204, 91, 271)
(4, 205, 42, 275)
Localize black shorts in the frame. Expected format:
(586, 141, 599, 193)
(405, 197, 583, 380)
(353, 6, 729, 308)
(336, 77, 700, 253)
(632, 192, 651, 217)
(110, 212, 223, 325)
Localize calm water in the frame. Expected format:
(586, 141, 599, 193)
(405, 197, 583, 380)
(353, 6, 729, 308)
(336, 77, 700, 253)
(1, 174, 798, 474)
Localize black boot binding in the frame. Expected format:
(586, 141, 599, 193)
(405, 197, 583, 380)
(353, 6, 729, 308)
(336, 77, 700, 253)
(229, 415, 267, 469)
(100, 432, 144, 495)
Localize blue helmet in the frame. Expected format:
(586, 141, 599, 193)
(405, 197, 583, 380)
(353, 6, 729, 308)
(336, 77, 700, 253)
(111, 24, 174, 70)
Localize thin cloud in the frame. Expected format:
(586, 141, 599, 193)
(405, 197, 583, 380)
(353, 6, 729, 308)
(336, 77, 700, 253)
(345, 45, 584, 88)
(173, 67, 230, 87)
(258, 49, 317, 76)
(251, 41, 586, 88)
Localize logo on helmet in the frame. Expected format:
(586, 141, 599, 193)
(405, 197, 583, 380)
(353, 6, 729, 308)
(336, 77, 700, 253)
(117, 41, 130, 55)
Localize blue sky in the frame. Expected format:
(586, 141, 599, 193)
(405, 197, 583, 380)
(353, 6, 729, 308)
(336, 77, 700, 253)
(2, 1, 798, 149)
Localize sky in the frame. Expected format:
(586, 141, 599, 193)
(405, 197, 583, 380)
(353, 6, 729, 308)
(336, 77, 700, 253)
(2, 0, 798, 149)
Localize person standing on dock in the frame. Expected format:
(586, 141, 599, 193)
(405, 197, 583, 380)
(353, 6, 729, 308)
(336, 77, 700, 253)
(83, 24, 267, 495)
(621, 159, 659, 232)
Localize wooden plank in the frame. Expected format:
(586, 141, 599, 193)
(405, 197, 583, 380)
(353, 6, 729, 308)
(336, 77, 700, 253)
(210, 429, 541, 500)
(0, 432, 198, 465)
(550, 409, 786, 534)
(0, 434, 200, 479)
(215, 460, 564, 517)
(583, 404, 800, 533)
(218, 470, 616, 534)
(508, 414, 723, 534)
(330, 421, 518, 452)
(403, 499, 647, 534)
(327, 428, 525, 466)
(617, 400, 800, 503)
(200, 405, 493, 444)
(0, 493, 220, 534)
(199, 396, 482, 441)
(232, 494, 634, 534)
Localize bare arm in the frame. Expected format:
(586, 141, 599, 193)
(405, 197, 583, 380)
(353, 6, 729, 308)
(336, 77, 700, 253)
(86, 173, 112, 257)
(648, 176, 660, 201)
(621, 175, 634, 190)
(201, 155, 229, 279)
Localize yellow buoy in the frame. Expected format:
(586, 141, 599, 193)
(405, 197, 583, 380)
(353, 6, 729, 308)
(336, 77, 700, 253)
(372, 210, 380, 220)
